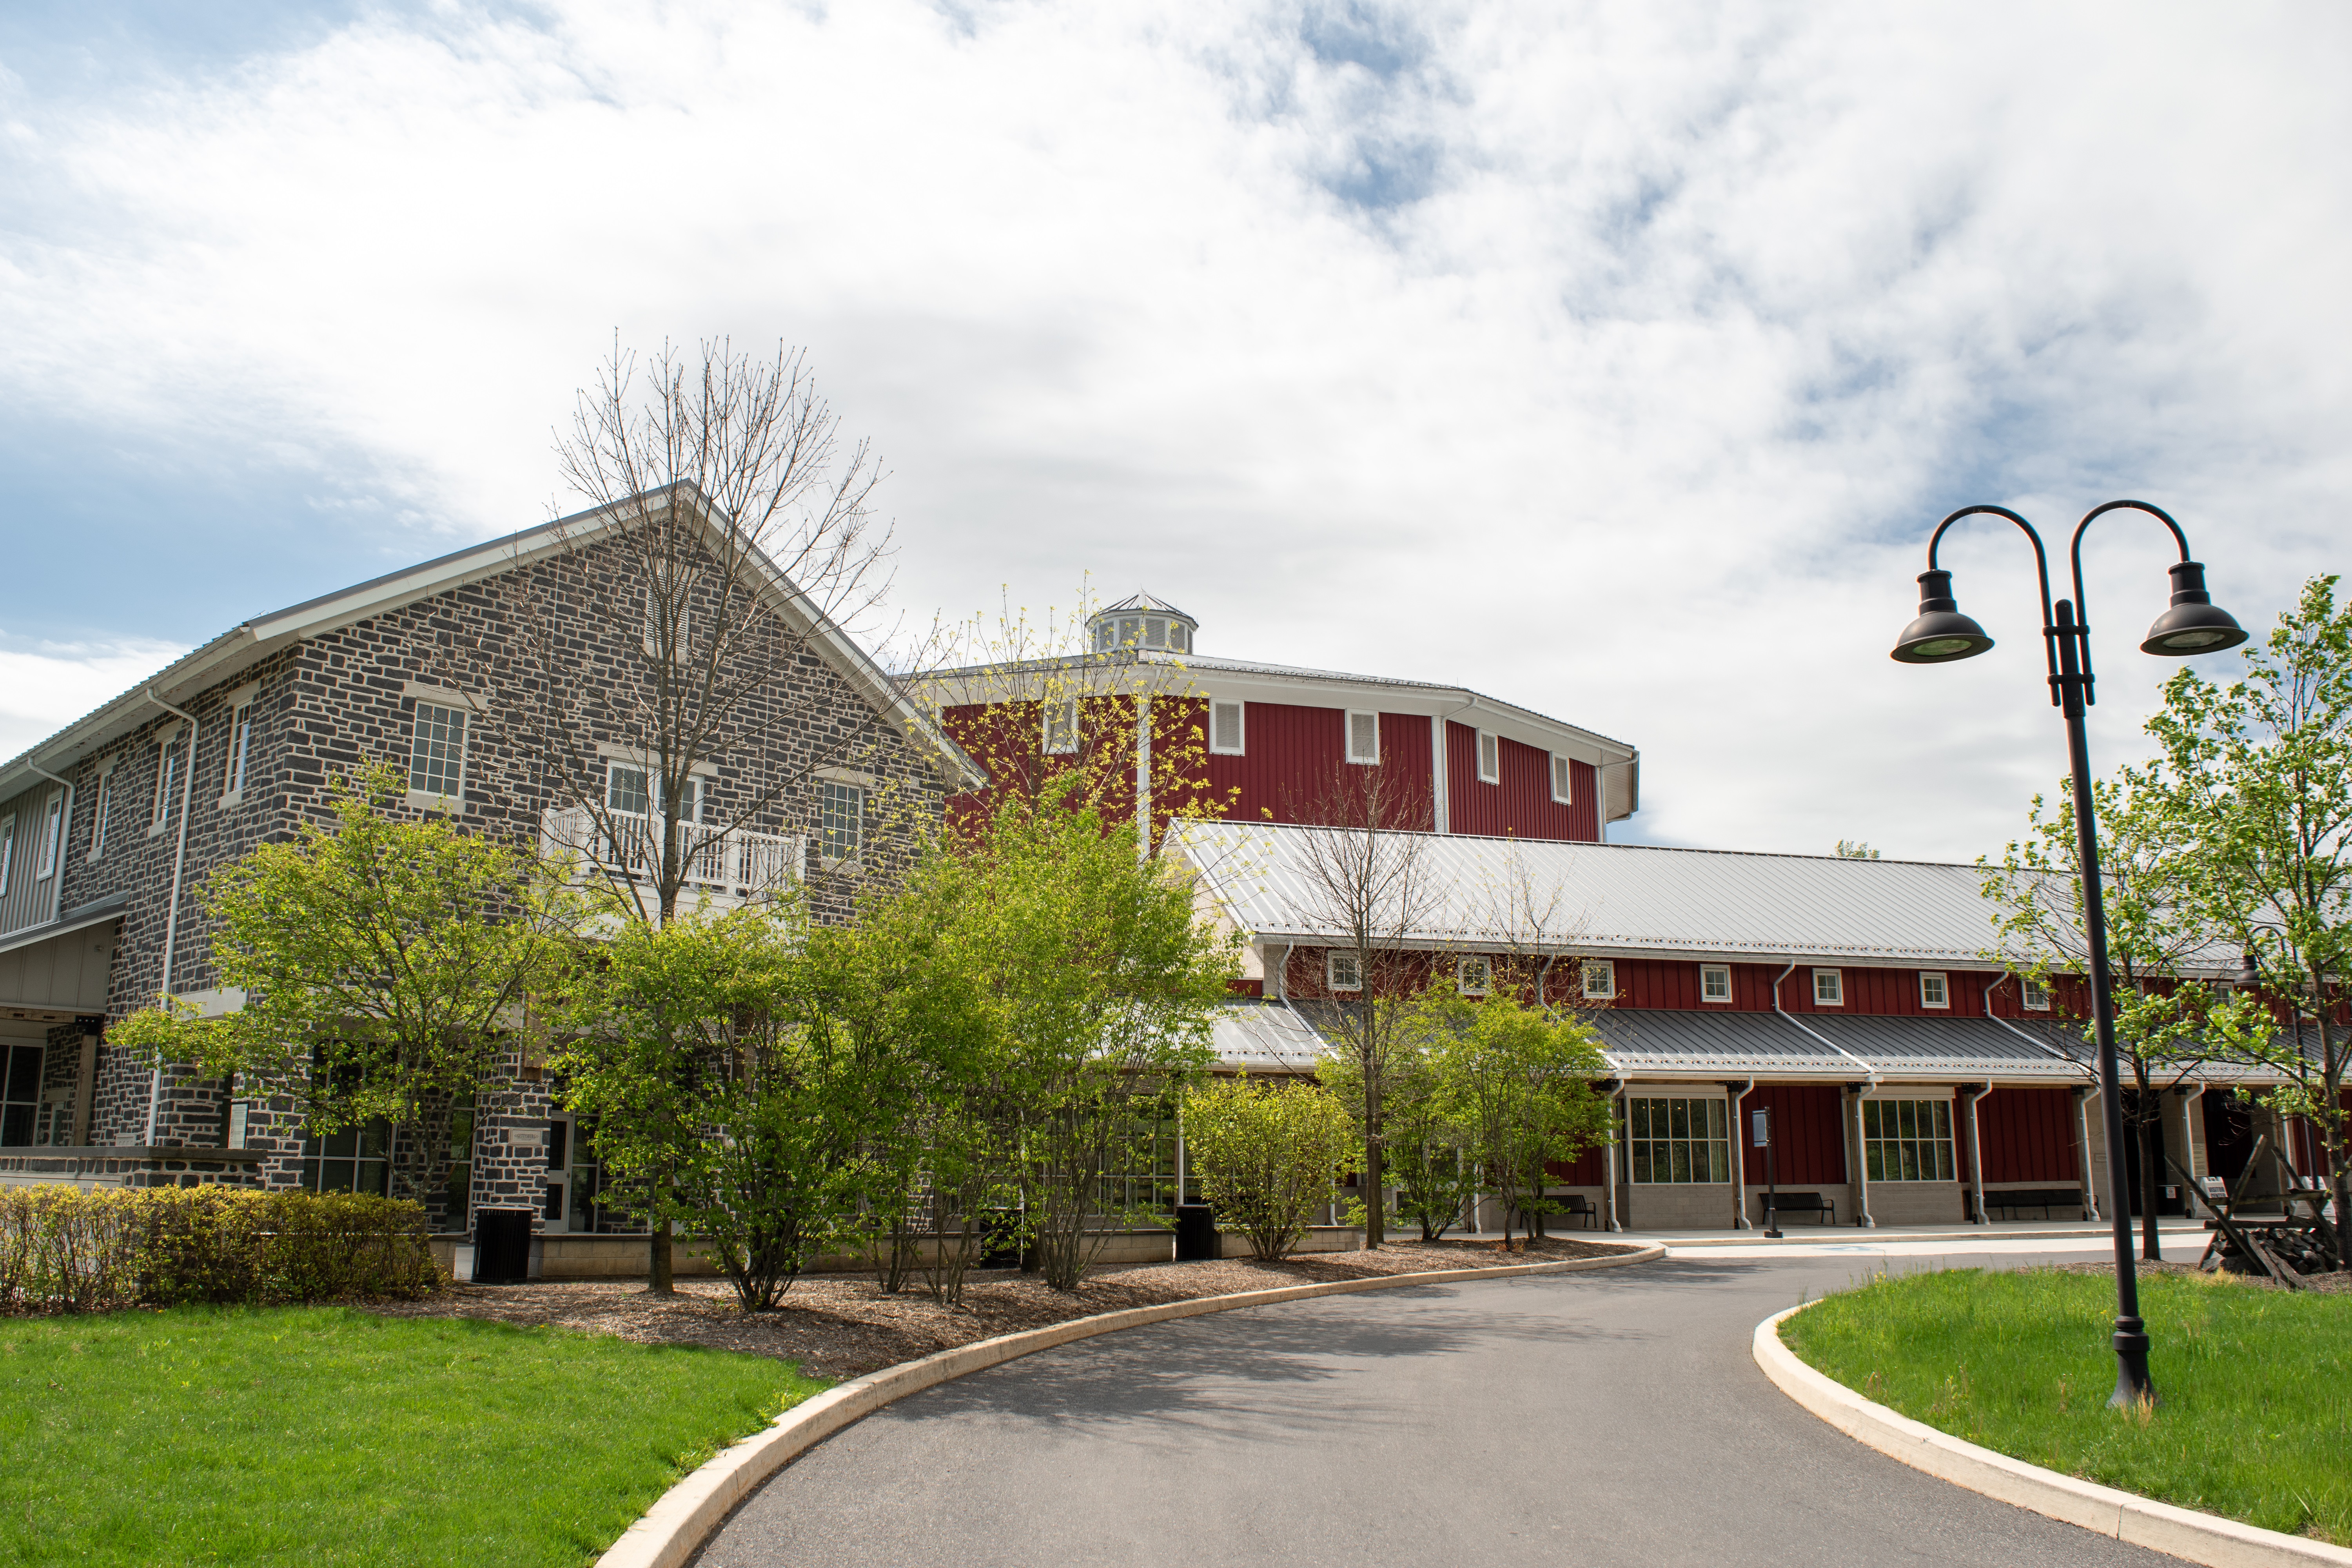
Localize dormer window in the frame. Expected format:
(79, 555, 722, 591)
(1043, 696, 1079, 755)
(1210, 701, 1246, 755)
(1346, 711, 1380, 765)
(1550, 753, 1573, 804)
(1477, 730, 1500, 784)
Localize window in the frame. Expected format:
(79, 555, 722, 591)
(1145, 616, 1167, 648)
(221, 699, 254, 801)
(1119, 615, 1142, 648)
(0, 1044, 45, 1148)
(1628, 1096, 1731, 1183)
(1210, 701, 1245, 755)
(1582, 958, 1617, 1000)
(1812, 968, 1844, 1006)
(0, 815, 12, 897)
(1919, 971, 1949, 1009)
(1476, 730, 1500, 784)
(1550, 753, 1574, 805)
(89, 762, 114, 861)
(643, 581, 690, 657)
(1094, 621, 1115, 652)
(36, 791, 63, 880)
(1346, 710, 1380, 765)
(1457, 955, 1491, 996)
(1327, 950, 1362, 991)
(607, 764, 651, 816)
(151, 730, 180, 832)
(1863, 1098, 1956, 1182)
(1700, 964, 1731, 1003)
(1168, 622, 1189, 653)
(2022, 977, 2051, 1011)
(408, 703, 467, 802)
(1043, 696, 1079, 755)
(301, 1119, 392, 1195)
(821, 780, 864, 862)
(225, 1100, 250, 1150)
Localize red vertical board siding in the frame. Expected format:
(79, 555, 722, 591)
(1598, 960, 2010, 1018)
(1976, 1088, 2079, 1183)
(1200, 704, 1435, 830)
(1739, 1085, 1847, 1185)
(1444, 722, 1598, 841)
(1550, 1145, 1608, 1185)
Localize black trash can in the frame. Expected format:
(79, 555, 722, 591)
(1175, 1203, 1218, 1262)
(473, 1206, 535, 1285)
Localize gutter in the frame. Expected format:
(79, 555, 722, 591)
(1960, 1082, 1994, 1224)
(143, 689, 202, 1145)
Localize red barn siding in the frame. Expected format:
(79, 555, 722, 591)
(1198, 703, 1434, 831)
(1976, 1088, 2078, 1183)
(1739, 1085, 1847, 1186)
(1445, 721, 1598, 841)
(1550, 1145, 1608, 1185)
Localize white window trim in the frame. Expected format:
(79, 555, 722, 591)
(0, 814, 13, 897)
(1457, 955, 1491, 996)
(1918, 971, 1950, 1009)
(1860, 1093, 1960, 1184)
(1326, 950, 1362, 992)
(35, 790, 64, 880)
(1550, 752, 1573, 805)
(149, 722, 182, 837)
(1042, 695, 1080, 755)
(1699, 964, 1732, 1004)
(1812, 967, 1844, 1007)
(1345, 709, 1381, 766)
(1209, 700, 1246, 757)
(87, 755, 120, 864)
(2022, 977, 2052, 1011)
(1582, 958, 1617, 1000)
(818, 779, 865, 869)
(406, 700, 469, 813)
(1476, 729, 1500, 785)
(218, 683, 260, 807)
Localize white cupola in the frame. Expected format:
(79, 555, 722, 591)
(1088, 592, 1198, 655)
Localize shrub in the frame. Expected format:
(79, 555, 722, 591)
(1182, 1076, 1357, 1260)
(0, 1185, 441, 1313)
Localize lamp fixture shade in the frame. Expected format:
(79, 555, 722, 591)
(2236, 950, 2261, 990)
(2140, 562, 2249, 656)
(1891, 569, 1995, 663)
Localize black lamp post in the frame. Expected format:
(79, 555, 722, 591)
(1891, 499, 2247, 1409)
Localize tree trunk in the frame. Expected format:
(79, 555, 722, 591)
(1362, 1071, 1385, 1249)
(648, 1215, 676, 1295)
(2139, 1110, 2161, 1261)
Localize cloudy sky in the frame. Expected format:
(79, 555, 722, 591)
(4, 2, 2345, 861)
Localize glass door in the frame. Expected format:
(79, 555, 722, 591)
(543, 1115, 575, 1231)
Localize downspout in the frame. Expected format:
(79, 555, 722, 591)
(24, 759, 74, 924)
(2180, 1082, 2207, 1214)
(1961, 1082, 1993, 1224)
(2073, 1086, 2102, 1222)
(1770, 959, 1875, 1228)
(1725, 1079, 1754, 1230)
(1430, 696, 1475, 835)
(1598, 1080, 1623, 1232)
(144, 690, 201, 1146)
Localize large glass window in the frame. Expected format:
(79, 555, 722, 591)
(408, 703, 467, 801)
(1, 1044, 45, 1148)
(301, 1119, 392, 1195)
(821, 781, 864, 862)
(1864, 1098, 1956, 1182)
(1628, 1096, 1730, 1183)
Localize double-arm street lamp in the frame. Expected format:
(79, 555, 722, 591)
(1891, 499, 2247, 1408)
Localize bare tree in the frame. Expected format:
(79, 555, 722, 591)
(1281, 764, 1448, 1247)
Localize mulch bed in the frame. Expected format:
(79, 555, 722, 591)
(367, 1234, 1638, 1378)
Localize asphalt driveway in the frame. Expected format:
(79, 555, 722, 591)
(696, 1240, 2185, 1567)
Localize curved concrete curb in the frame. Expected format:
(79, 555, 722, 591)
(1755, 1302, 2352, 1567)
(598, 1244, 1665, 1568)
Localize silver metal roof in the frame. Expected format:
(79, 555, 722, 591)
(1207, 999, 1330, 1072)
(1171, 819, 2236, 977)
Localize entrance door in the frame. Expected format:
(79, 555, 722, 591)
(542, 1116, 575, 1232)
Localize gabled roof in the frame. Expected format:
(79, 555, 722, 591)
(0, 488, 985, 799)
(1167, 818, 2239, 976)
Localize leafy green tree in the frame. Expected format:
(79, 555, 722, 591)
(1182, 1074, 1357, 1260)
(1412, 992, 1611, 1250)
(111, 764, 581, 1209)
(1981, 770, 2226, 1258)
(1321, 1016, 1470, 1241)
(2148, 575, 2352, 1265)
(552, 901, 920, 1310)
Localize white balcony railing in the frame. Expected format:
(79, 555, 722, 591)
(541, 806, 803, 904)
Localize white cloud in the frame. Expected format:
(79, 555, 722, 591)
(0, 639, 194, 761)
(3, 1, 2346, 858)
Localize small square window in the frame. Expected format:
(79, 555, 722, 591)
(1327, 950, 1362, 991)
(1812, 968, 1844, 1007)
(1457, 955, 1491, 996)
(1550, 753, 1573, 805)
(1210, 701, 1246, 755)
(2022, 977, 2051, 1011)
(1346, 711, 1380, 765)
(1700, 964, 1731, 1003)
(1582, 959, 1616, 1000)
(1043, 696, 1079, 755)
(1919, 971, 1949, 1009)
(1476, 730, 1500, 784)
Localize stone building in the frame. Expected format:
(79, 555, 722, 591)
(0, 491, 978, 1248)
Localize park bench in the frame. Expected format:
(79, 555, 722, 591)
(1558, 1194, 1600, 1230)
(1987, 1187, 2086, 1221)
(1760, 1192, 1836, 1225)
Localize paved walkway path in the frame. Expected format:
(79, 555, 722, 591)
(699, 1238, 2188, 1567)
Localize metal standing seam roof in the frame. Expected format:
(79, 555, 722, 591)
(1206, 1000, 1330, 1072)
(1169, 818, 2240, 976)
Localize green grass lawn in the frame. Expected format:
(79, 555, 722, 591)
(0, 1306, 828, 1567)
(1783, 1268, 2352, 1546)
